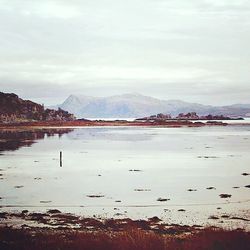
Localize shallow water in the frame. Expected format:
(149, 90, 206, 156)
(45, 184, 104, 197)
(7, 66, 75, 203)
(0, 126, 249, 229)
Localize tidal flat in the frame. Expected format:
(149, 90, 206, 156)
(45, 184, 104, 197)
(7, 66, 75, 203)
(0, 125, 249, 232)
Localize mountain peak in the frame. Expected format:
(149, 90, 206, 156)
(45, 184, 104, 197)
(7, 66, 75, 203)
(58, 93, 250, 119)
(122, 92, 143, 97)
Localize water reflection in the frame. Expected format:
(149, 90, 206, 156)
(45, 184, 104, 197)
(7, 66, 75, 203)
(0, 128, 73, 152)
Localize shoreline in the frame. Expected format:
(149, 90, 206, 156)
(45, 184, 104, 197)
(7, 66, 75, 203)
(0, 120, 230, 129)
(1, 119, 250, 129)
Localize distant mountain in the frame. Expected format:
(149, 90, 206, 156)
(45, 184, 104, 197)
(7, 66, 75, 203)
(0, 92, 75, 123)
(57, 93, 250, 119)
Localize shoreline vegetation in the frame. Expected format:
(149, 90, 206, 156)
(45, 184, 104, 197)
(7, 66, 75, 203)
(1, 211, 250, 250)
(1, 226, 249, 250)
(0, 119, 231, 128)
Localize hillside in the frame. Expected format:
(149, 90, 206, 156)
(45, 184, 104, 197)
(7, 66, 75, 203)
(58, 93, 250, 118)
(0, 92, 75, 123)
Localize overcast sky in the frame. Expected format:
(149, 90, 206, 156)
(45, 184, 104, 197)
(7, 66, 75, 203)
(0, 0, 250, 105)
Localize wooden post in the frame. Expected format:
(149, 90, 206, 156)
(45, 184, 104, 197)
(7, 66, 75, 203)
(60, 151, 62, 167)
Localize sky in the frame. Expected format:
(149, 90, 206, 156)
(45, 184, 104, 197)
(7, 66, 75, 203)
(0, 0, 250, 105)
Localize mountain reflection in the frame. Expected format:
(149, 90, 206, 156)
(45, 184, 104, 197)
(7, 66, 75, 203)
(0, 128, 73, 152)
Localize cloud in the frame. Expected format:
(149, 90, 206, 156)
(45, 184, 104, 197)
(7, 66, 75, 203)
(0, 0, 249, 105)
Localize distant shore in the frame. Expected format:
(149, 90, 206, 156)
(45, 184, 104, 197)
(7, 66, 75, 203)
(0, 119, 232, 128)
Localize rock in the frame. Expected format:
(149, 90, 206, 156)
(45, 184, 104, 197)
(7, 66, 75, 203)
(219, 194, 232, 198)
(209, 216, 219, 220)
(157, 198, 170, 202)
(47, 209, 61, 214)
(231, 217, 249, 221)
(87, 195, 105, 198)
(148, 216, 162, 223)
(242, 173, 249, 176)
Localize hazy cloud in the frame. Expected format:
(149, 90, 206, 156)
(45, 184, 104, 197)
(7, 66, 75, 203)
(0, 0, 249, 105)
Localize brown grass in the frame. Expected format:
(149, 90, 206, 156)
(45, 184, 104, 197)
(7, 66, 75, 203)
(0, 119, 220, 129)
(0, 227, 249, 250)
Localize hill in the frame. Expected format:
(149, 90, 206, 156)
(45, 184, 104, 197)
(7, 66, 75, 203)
(0, 92, 75, 123)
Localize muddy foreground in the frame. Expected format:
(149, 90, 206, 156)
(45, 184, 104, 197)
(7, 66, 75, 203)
(0, 211, 250, 250)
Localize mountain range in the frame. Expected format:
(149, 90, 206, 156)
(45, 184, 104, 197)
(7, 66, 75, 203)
(56, 93, 250, 119)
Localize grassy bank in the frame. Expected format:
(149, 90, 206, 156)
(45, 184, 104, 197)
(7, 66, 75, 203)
(0, 226, 249, 250)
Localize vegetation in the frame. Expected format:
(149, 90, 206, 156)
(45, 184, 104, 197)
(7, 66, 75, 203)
(0, 92, 75, 123)
(0, 226, 249, 250)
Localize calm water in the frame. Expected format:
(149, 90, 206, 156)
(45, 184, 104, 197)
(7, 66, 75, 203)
(0, 126, 249, 228)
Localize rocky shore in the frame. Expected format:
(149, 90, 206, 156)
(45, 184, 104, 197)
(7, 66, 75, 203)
(0, 119, 228, 129)
(136, 112, 243, 122)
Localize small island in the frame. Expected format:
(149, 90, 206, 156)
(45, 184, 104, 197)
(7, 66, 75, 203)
(135, 112, 244, 122)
